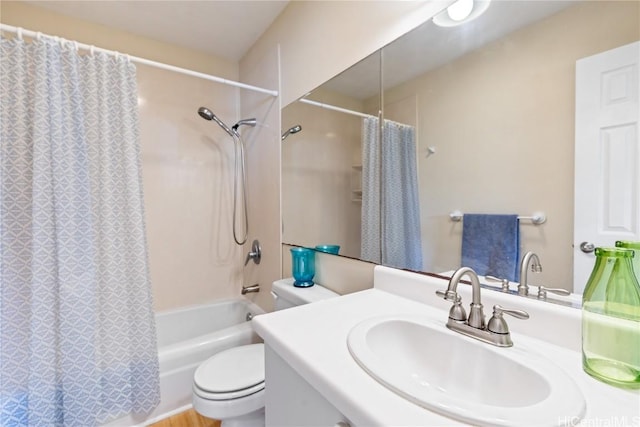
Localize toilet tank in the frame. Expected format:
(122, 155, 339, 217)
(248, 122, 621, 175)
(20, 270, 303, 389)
(272, 278, 339, 310)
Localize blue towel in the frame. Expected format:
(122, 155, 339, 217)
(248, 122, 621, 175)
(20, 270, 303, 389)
(461, 214, 520, 282)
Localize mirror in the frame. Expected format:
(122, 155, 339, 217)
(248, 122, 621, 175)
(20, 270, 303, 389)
(281, 0, 639, 302)
(282, 51, 380, 260)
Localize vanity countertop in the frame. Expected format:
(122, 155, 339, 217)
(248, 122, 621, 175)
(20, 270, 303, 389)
(253, 287, 640, 426)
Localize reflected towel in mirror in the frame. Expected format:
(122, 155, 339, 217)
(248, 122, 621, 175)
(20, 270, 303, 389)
(461, 214, 520, 282)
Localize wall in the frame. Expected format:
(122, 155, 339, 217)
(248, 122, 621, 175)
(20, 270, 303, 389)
(1, 1, 245, 311)
(0, 2, 237, 78)
(238, 44, 281, 312)
(243, 0, 453, 107)
(282, 245, 375, 296)
(3, 0, 458, 313)
(382, 1, 640, 290)
(282, 89, 363, 259)
(239, 1, 455, 304)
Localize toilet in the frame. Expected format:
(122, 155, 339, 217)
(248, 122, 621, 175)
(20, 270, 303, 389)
(192, 279, 339, 426)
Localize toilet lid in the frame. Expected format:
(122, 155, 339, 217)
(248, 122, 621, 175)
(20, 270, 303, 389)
(194, 343, 265, 393)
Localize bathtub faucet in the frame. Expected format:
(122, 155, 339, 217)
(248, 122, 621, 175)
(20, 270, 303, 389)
(241, 283, 260, 295)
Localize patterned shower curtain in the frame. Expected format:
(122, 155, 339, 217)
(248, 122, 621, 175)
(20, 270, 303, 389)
(361, 117, 423, 270)
(0, 35, 160, 425)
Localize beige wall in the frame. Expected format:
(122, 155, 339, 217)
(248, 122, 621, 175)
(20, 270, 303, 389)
(239, 1, 454, 303)
(2, 0, 458, 313)
(1, 1, 245, 311)
(383, 1, 639, 290)
(238, 44, 281, 312)
(243, 0, 452, 106)
(0, 1, 237, 79)
(282, 89, 363, 259)
(282, 245, 374, 296)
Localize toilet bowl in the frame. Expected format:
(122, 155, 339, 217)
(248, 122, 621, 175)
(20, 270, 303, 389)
(192, 279, 339, 426)
(193, 343, 265, 427)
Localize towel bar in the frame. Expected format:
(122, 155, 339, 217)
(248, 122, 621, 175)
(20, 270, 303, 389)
(449, 210, 546, 225)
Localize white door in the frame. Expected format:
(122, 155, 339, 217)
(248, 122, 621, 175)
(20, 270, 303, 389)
(574, 41, 640, 294)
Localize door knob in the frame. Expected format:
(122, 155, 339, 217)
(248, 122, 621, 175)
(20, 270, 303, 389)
(579, 241, 595, 253)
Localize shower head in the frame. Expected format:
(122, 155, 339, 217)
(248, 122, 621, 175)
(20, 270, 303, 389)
(197, 106, 234, 137)
(232, 118, 257, 132)
(198, 106, 214, 121)
(281, 124, 302, 140)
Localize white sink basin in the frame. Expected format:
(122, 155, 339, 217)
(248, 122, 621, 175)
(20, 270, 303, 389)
(347, 315, 586, 426)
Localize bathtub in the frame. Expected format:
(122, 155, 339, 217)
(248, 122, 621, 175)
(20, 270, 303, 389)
(104, 297, 264, 427)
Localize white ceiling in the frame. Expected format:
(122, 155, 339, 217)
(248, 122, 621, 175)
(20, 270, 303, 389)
(22, 0, 289, 62)
(20, 0, 578, 97)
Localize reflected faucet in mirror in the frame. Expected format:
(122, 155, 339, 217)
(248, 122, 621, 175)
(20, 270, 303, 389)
(281, 1, 639, 307)
(537, 285, 571, 301)
(484, 275, 510, 293)
(518, 251, 542, 296)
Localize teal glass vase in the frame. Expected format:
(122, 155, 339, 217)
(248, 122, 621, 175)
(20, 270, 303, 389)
(290, 247, 315, 288)
(582, 247, 640, 389)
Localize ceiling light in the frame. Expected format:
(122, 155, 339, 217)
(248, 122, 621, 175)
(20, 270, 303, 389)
(433, 0, 491, 27)
(447, 0, 473, 21)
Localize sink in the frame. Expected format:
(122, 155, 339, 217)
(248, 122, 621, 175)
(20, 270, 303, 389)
(347, 315, 586, 426)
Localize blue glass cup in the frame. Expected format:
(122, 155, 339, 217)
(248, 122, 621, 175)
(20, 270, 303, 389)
(315, 244, 340, 255)
(290, 247, 315, 287)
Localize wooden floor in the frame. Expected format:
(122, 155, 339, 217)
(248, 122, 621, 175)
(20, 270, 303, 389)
(148, 409, 221, 427)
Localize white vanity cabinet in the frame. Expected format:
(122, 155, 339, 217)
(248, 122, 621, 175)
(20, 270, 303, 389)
(265, 345, 351, 427)
(253, 267, 639, 427)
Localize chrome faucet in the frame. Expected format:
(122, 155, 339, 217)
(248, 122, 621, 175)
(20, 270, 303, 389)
(537, 285, 570, 300)
(241, 283, 260, 295)
(485, 275, 510, 292)
(442, 267, 486, 328)
(437, 267, 529, 347)
(518, 251, 542, 296)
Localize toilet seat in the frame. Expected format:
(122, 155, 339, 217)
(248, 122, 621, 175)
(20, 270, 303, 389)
(194, 343, 265, 401)
(193, 381, 264, 401)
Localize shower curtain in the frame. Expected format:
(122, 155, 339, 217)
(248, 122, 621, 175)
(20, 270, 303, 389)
(0, 35, 160, 425)
(361, 117, 423, 270)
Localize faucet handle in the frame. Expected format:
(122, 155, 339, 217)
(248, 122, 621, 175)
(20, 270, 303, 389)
(485, 275, 510, 292)
(494, 305, 529, 319)
(244, 239, 262, 266)
(436, 289, 460, 302)
(537, 286, 570, 299)
(487, 305, 529, 334)
(435, 289, 466, 321)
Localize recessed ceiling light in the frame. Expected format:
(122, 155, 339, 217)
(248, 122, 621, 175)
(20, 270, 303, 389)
(447, 0, 474, 21)
(433, 0, 492, 27)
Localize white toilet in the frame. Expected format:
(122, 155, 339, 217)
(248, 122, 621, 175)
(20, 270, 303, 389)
(192, 279, 339, 426)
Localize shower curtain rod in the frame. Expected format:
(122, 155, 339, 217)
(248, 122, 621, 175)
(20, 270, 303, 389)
(299, 98, 415, 131)
(0, 23, 278, 97)
(299, 98, 376, 119)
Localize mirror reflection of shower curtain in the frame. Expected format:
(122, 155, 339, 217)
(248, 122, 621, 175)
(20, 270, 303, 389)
(361, 117, 423, 270)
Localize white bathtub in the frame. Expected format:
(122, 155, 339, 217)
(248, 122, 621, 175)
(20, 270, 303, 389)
(104, 297, 264, 427)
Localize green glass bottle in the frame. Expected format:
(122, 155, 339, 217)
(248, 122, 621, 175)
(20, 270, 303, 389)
(582, 247, 640, 389)
(615, 240, 640, 280)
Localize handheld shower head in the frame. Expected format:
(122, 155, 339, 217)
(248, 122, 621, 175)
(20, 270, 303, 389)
(232, 118, 257, 132)
(281, 124, 302, 140)
(198, 106, 214, 120)
(197, 106, 251, 246)
(197, 106, 234, 137)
